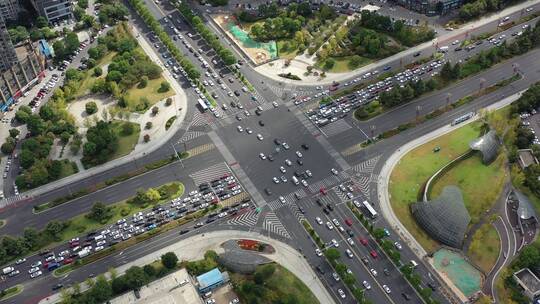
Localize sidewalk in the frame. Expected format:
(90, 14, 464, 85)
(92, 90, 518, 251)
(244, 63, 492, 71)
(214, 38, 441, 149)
(39, 230, 335, 304)
(253, 0, 540, 86)
(0, 22, 189, 207)
(377, 89, 527, 259)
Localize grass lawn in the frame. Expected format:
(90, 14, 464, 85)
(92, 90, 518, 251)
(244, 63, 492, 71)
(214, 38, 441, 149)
(0, 285, 23, 301)
(109, 121, 141, 161)
(467, 222, 501, 273)
(59, 182, 184, 242)
(389, 122, 482, 252)
(123, 78, 175, 113)
(431, 152, 507, 224)
(354, 100, 383, 121)
(76, 52, 117, 97)
(231, 263, 319, 304)
(316, 56, 371, 73)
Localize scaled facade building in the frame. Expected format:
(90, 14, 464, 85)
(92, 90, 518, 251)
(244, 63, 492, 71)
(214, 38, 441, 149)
(30, 0, 72, 23)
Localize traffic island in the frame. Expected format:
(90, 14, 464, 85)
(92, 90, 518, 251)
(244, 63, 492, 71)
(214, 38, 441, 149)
(0, 284, 23, 301)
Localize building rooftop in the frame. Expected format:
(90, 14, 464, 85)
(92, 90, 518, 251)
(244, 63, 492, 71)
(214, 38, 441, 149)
(513, 190, 537, 221)
(469, 130, 500, 164)
(196, 268, 224, 291)
(411, 186, 471, 248)
(514, 268, 540, 295)
(518, 149, 538, 169)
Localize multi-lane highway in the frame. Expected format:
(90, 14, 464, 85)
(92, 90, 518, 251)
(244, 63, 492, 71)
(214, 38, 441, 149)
(1, 0, 539, 303)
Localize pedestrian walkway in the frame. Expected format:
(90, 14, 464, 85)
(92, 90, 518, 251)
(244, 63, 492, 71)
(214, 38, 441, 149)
(350, 155, 381, 174)
(307, 175, 342, 193)
(186, 143, 215, 158)
(320, 119, 353, 137)
(226, 208, 259, 226)
(178, 131, 207, 143)
(189, 162, 230, 185)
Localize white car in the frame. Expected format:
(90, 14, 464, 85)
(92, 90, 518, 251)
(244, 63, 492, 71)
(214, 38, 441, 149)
(256, 134, 263, 140)
(394, 242, 403, 250)
(237, 126, 243, 132)
(259, 153, 266, 160)
(326, 222, 334, 230)
(331, 239, 339, 247)
(31, 270, 42, 278)
(279, 166, 286, 173)
(96, 240, 107, 247)
(305, 170, 312, 177)
(363, 280, 371, 290)
(315, 217, 323, 225)
(332, 272, 340, 281)
(28, 267, 39, 273)
(295, 151, 303, 158)
(337, 288, 346, 298)
(279, 196, 286, 203)
(301, 179, 308, 187)
(272, 101, 279, 107)
(347, 238, 355, 246)
(282, 142, 290, 150)
(346, 249, 354, 258)
(245, 127, 252, 134)
(315, 248, 323, 256)
(15, 258, 26, 265)
(370, 268, 378, 276)
(383, 285, 391, 294)
(285, 159, 292, 166)
(95, 246, 104, 252)
(272, 177, 280, 184)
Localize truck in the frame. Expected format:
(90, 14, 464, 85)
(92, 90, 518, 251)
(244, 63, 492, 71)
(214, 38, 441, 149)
(2, 266, 14, 274)
(47, 262, 60, 271)
(78, 248, 91, 259)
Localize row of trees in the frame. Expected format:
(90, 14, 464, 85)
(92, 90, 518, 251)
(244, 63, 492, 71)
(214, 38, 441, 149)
(8, 16, 60, 44)
(376, 78, 439, 109)
(128, 0, 200, 79)
(176, 3, 236, 65)
(0, 128, 19, 154)
(52, 32, 81, 62)
(60, 252, 179, 304)
(250, 17, 302, 42)
(324, 248, 368, 303)
(459, 0, 504, 21)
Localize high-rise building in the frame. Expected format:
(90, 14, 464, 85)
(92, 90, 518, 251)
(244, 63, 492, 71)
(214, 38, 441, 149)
(30, 0, 72, 23)
(0, 0, 20, 21)
(394, 0, 462, 15)
(0, 15, 18, 72)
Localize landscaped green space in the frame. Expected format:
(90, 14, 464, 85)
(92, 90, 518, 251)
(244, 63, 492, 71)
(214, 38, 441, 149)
(123, 78, 175, 113)
(277, 39, 299, 59)
(467, 222, 501, 273)
(110, 121, 140, 160)
(389, 122, 482, 252)
(231, 263, 319, 304)
(58, 159, 79, 179)
(316, 55, 372, 73)
(0, 285, 23, 301)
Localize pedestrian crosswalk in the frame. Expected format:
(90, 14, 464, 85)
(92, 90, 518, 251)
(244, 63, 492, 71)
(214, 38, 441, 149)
(189, 162, 231, 185)
(0, 195, 23, 209)
(288, 204, 306, 222)
(351, 156, 381, 174)
(268, 85, 314, 101)
(307, 175, 341, 193)
(352, 175, 371, 198)
(267, 189, 307, 211)
(263, 211, 291, 239)
(186, 143, 215, 158)
(320, 119, 353, 137)
(191, 110, 211, 127)
(341, 143, 364, 157)
(226, 208, 259, 226)
(179, 131, 206, 143)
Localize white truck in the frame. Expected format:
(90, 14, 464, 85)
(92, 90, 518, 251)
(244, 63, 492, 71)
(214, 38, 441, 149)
(78, 249, 91, 259)
(2, 266, 14, 274)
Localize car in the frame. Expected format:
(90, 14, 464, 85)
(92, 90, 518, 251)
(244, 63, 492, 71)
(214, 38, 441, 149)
(245, 127, 253, 134)
(346, 249, 353, 258)
(332, 272, 340, 281)
(280, 176, 287, 183)
(272, 101, 279, 107)
(8, 270, 20, 277)
(237, 126, 243, 132)
(52, 283, 64, 290)
(383, 285, 391, 294)
(274, 138, 282, 145)
(301, 179, 308, 187)
(297, 159, 303, 166)
(413, 52, 421, 57)
(331, 168, 338, 175)
(394, 241, 402, 250)
(347, 237, 355, 246)
(361, 256, 369, 265)
(326, 222, 334, 230)
(305, 170, 312, 177)
(279, 166, 286, 173)
(29, 267, 40, 273)
(370, 268, 377, 276)
(272, 177, 280, 184)
(31, 270, 43, 278)
(316, 217, 323, 225)
(234, 90, 240, 96)
(31, 261, 42, 268)
(279, 196, 286, 203)
(258, 120, 265, 126)
(256, 134, 263, 140)
(315, 248, 323, 256)
(15, 258, 26, 265)
(402, 293, 411, 301)
(259, 153, 266, 160)
(337, 289, 346, 298)
(316, 265, 325, 274)
(383, 228, 390, 236)
(301, 143, 309, 150)
(295, 151, 303, 158)
(370, 250, 378, 258)
(331, 239, 339, 247)
(363, 280, 371, 290)
(285, 159, 292, 166)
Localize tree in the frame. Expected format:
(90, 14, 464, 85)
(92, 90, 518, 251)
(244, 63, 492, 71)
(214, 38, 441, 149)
(8, 26, 29, 44)
(144, 134, 150, 143)
(124, 266, 149, 290)
(111, 276, 128, 294)
(158, 81, 170, 93)
(440, 61, 455, 80)
(161, 252, 178, 269)
(48, 160, 62, 180)
(53, 40, 66, 60)
(254, 264, 275, 284)
(87, 202, 112, 222)
(165, 97, 172, 106)
(1, 138, 16, 154)
(373, 228, 386, 240)
(85, 101, 98, 115)
(121, 122, 134, 135)
(143, 264, 156, 277)
(151, 106, 159, 116)
(138, 76, 148, 88)
(323, 58, 335, 70)
(145, 188, 160, 203)
(325, 248, 341, 261)
(349, 55, 363, 68)
(145, 122, 153, 129)
(45, 220, 65, 240)
(93, 67, 103, 77)
(64, 32, 80, 54)
(36, 16, 48, 28)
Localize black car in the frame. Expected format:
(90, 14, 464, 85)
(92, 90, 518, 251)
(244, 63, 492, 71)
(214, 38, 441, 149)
(258, 120, 265, 126)
(267, 155, 274, 161)
(265, 188, 272, 195)
(52, 284, 64, 290)
(205, 218, 216, 224)
(179, 229, 189, 235)
(413, 52, 421, 57)
(316, 265, 325, 274)
(301, 144, 309, 150)
(327, 204, 334, 211)
(427, 282, 437, 291)
(234, 90, 240, 96)
(274, 138, 282, 145)
(347, 229, 354, 237)
(298, 207, 305, 214)
(316, 199, 323, 206)
(322, 208, 329, 215)
(297, 159, 303, 166)
(401, 293, 411, 301)
(454, 47, 463, 51)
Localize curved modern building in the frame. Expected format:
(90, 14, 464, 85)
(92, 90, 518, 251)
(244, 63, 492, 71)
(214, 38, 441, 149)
(411, 186, 471, 248)
(469, 130, 500, 164)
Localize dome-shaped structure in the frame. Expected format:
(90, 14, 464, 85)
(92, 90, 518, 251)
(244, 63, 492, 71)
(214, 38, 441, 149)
(469, 130, 500, 164)
(411, 186, 471, 248)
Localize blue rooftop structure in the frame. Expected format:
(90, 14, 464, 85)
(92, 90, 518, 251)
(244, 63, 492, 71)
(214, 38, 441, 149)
(38, 40, 52, 58)
(196, 268, 229, 293)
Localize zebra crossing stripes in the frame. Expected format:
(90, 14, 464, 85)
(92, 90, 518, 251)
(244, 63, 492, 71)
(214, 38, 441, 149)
(352, 156, 381, 174)
(288, 204, 306, 222)
(267, 190, 308, 211)
(186, 143, 215, 157)
(353, 175, 371, 197)
(307, 175, 341, 193)
(0, 195, 23, 209)
(263, 211, 291, 239)
(320, 119, 353, 137)
(189, 162, 231, 185)
(178, 131, 206, 143)
(191, 110, 211, 127)
(226, 209, 259, 226)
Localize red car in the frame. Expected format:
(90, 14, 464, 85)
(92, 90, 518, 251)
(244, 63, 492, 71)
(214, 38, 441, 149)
(69, 241, 80, 248)
(63, 258, 73, 265)
(345, 218, 353, 226)
(359, 238, 368, 246)
(320, 187, 327, 195)
(370, 250, 378, 259)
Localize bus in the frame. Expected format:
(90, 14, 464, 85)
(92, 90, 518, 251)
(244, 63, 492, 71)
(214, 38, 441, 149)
(198, 98, 208, 112)
(451, 112, 474, 126)
(362, 200, 378, 218)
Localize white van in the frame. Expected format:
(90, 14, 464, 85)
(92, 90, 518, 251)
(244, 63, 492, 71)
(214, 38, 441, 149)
(94, 234, 105, 241)
(291, 176, 299, 185)
(410, 260, 418, 268)
(438, 46, 449, 53)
